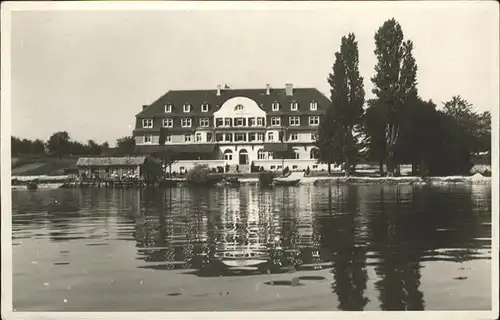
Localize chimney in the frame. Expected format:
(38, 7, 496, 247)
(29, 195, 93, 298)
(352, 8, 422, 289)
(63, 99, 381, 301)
(216, 84, 222, 96)
(285, 83, 293, 96)
(265, 84, 271, 95)
(142, 105, 149, 110)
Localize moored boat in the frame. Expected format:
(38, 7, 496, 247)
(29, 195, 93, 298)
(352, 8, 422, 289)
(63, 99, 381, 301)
(273, 178, 300, 186)
(26, 181, 38, 190)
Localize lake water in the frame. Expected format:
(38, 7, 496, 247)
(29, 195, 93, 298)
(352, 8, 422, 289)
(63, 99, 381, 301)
(11, 184, 492, 311)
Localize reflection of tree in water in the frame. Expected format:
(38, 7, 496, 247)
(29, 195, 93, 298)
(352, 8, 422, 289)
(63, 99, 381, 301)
(369, 185, 425, 311)
(320, 186, 369, 311)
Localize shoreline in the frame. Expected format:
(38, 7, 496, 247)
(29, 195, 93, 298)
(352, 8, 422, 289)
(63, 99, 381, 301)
(10, 174, 491, 190)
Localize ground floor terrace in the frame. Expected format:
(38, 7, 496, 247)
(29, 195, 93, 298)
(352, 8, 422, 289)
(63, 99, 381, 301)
(135, 143, 330, 174)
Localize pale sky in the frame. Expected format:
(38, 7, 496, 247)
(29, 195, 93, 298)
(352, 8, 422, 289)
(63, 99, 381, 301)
(8, 2, 499, 146)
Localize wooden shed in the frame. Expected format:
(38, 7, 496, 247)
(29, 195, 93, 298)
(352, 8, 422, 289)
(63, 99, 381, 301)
(76, 156, 161, 180)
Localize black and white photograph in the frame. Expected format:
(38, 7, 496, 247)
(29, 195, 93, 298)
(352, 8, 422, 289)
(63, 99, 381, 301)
(1, 1, 498, 319)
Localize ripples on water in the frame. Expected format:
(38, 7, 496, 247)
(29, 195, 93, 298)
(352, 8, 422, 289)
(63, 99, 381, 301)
(11, 184, 492, 311)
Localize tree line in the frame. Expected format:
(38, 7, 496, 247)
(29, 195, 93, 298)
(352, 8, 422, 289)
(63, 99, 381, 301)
(316, 18, 491, 177)
(11, 131, 138, 157)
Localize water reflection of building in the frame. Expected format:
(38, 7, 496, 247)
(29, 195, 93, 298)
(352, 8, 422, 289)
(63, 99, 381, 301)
(293, 187, 322, 267)
(212, 188, 272, 270)
(134, 188, 204, 270)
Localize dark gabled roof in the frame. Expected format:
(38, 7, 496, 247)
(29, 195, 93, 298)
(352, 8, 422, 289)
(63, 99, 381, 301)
(135, 144, 216, 155)
(137, 87, 331, 117)
(76, 157, 147, 167)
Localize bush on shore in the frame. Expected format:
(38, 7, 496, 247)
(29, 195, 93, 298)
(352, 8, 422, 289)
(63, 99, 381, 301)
(186, 164, 223, 186)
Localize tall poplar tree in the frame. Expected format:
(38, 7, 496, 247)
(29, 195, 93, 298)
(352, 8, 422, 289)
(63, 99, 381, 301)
(367, 18, 418, 176)
(316, 33, 365, 176)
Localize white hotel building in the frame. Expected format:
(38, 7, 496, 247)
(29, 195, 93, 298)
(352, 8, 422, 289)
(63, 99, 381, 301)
(134, 84, 330, 173)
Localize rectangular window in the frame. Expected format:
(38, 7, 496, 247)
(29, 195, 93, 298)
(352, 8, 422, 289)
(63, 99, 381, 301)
(235, 118, 244, 127)
(268, 132, 274, 141)
(165, 104, 172, 113)
(272, 102, 280, 111)
(206, 133, 213, 142)
(290, 133, 298, 141)
(183, 104, 191, 112)
(196, 133, 202, 142)
(165, 135, 172, 143)
(199, 118, 209, 127)
(163, 118, 173, 128)
(181, 118, 192, 127)
(235, 133, 245, 142)
(309, 116, 320, 126)
(310, 102, 318, 111)
(249, 133, 256, 141)
(216, 133, 224, 142)
(257, 133, 264, 141)
(216, 118, 223, 127)
(249, 118, 256, 127)
(225, 133, 233, 142)
(201, 104, 209, 112)
(257, 117, 264, 126)
(271, 117, 281, 126)
(289, 116, 300, 126)
(224, 118, 232, 127)
(184, 134, 192, 142)
(142, 119, 153, 128)
(144, 134, 152, 143)
(291, 102, 298, 111)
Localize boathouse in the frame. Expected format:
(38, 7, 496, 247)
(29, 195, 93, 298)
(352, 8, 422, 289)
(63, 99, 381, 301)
(76, 156, 162, 180)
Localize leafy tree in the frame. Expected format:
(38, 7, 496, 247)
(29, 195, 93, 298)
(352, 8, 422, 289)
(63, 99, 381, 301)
(11, 137, 47, 156)
(475, 111, 491, 153)
(442, 96, 490, 154)
(116, 136, 136, 156)
(424, 111, 473, 175)
(367, 18, 418, 176)
(86, 140, 101, 155)
(46, 131, 72, 157)
(32, 139, 46, 154)
(363, 104, 387, 174)
(395, 98, 439, 174)
(317, 33, 365, 175)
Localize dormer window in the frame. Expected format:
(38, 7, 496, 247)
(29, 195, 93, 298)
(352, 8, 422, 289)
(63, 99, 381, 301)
(291, 102, 298, 111)
(183, 104, 191, 113)
(163, 118, 173, 128)
(201, 103, 209, 112)
(272, 102, 280, 111)
(234, 104, 244, 111)
(165, 104, 172, 113)
(142, 119, 153, 128)
(310, 102, 318, 111)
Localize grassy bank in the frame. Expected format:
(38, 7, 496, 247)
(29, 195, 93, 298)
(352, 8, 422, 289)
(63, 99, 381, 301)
(12, 156, 78, 176)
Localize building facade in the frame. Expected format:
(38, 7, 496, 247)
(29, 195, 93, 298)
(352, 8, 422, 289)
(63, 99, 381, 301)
(133, 84, 330, 173)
